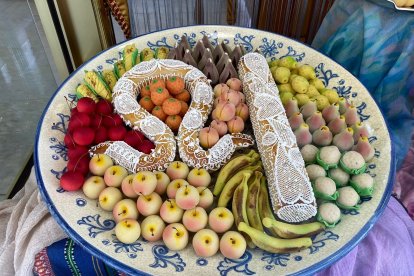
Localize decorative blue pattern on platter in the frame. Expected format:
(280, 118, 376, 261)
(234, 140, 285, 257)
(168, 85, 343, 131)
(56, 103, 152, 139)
(361, 197, 373, 202)
(112, 234, 143, 258)
(234, 33, 255, 52)
(341, 209, 360, 215)
(77, 214, 116, 238)
(50, 168, 66, 180)
(356, 102, 371, 121)
(258, 38, 282, 58)
(279, 46, 306, 62)
(332, 79, 359, 99)
(333, 80, 354, 99)
(67, 93, 77, 103)
(56, 187, 65, 193)
(259, 229, 339, 270)
(147, 37, 173, 50)
(51, 113, 70, 135)
(200, 30, 220, 46)
(196, 257, 208, 266)
(174, 33, 197, 48)
(105, 58, 118, 65)
(309, 231, 340, 254)
(315, 63, 339, 87)
(76, 198, 86, 207)
(368, 136, 378, 143)
(102, 234, 144, 259)
(34, 26, 393, 276)
(217, 251, 255, 276)
(295, 256, 303, 261)
(49, 139, 68, 161)
(149, 245, 186, 272)
(261, 252, 290, 268)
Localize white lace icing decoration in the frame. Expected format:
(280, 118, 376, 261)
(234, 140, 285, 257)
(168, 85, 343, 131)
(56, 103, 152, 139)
(113, 78, 137, 98)
(254, 94, 284, 120)
(114, 93, 139, 115)
(184, 68, 206, 82)
(192, 81, 213, 104)
(125, 59, 158, 77)
(140, 117, 166, 137)
(181, 109, 203, 130)
(105, 141, 142, 172)
(207, 135, 236, 164)
(159, 59, 192, 68)
(239, 53, 317, 223)
(278, 204, 318, 223)
(242, 53, 269, 81)
(261, 132, 277, 146)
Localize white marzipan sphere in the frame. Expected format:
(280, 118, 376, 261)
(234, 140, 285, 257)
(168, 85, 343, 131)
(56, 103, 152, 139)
(351, 173, 374, 189)
(306, 164, 326, 181)
(301, 144, 319, 163)
(319, 146, 341, 165)
(329, 168, 350, 187)
(337, 186, 360, 207)
(341, 151, 365, 170)
(319, 202, 341, 224)
(314, 177, 337, 196)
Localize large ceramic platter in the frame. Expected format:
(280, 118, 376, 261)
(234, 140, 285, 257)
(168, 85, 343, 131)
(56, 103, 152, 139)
(35, 26, 394, 275)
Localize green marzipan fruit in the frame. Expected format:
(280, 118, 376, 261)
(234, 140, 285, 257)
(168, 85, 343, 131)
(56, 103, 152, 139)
(113, 60, 126, 79)
(140, 48, 154, 61)
(155, 47, 169, 59)
(123, 44, 139, 71)
(84, 70, 112, 101)
(75, 84, 99, 102)
(102, 70, 118, 91)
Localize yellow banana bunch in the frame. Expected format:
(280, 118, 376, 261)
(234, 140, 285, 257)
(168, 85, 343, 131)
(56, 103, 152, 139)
(213, 150, 260, 196)
(262, 217, 325, 239)
(257, 177, 325, 239)
(217, 161, 262, 207)
(232, 173, 250, 228)
(246, 171, 264, 231)
(238, 222, 313, 253)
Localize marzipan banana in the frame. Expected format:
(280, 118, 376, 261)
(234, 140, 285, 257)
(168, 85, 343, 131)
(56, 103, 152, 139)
(246, 171, 264, 231)
(213, 150, 260, 196)
(257, 176, 279, 237)
(262, 217, 325, 239)
(238, 222, 313, 253)
(232, 173, 255, 249)
(232, 173, 250, 227)
(217, 161, 262, 207)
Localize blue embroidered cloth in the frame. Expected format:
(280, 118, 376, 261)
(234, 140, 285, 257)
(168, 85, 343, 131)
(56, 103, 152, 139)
(33, 238, 122, 276)
(312, 0, 414, 169)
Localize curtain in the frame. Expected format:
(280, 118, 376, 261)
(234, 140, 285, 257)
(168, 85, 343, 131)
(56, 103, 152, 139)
(128, 0, 260, 37)
(257, 0, 335, 44)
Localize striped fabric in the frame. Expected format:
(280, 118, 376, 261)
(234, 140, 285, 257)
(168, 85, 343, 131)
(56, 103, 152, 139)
(107, 0, 131, 38)
(33, 239, 124, 276)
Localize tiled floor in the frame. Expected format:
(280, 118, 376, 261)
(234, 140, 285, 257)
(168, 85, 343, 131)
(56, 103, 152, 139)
(0, 0, 57, 200)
